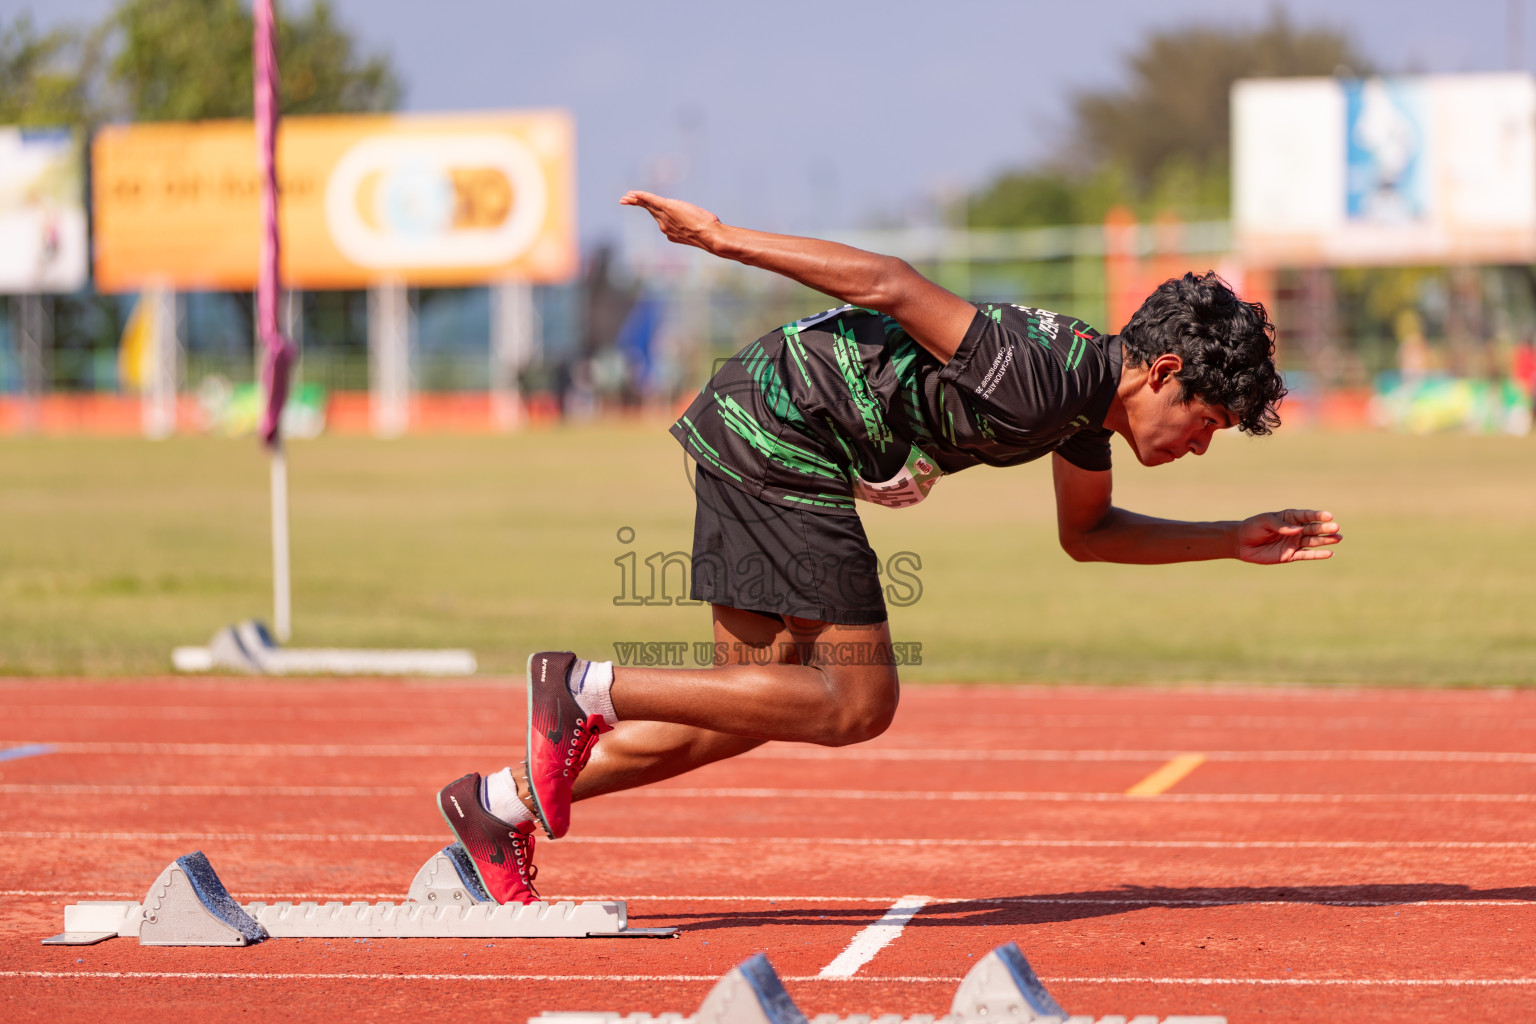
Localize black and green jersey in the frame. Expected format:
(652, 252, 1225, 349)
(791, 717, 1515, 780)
(670, 302, 1122, 517)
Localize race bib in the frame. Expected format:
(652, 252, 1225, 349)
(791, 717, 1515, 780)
(852, 444, 944, 509)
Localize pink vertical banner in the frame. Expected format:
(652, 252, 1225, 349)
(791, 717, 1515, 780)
(254, 0, 295, 447)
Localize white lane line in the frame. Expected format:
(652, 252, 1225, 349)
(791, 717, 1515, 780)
(14, 706, 1536, 736)
(4, 830, 443, 842)
(575, 836, 1536, 850)
(9, 742, 1536, 763)
(816, 896, 931, 978)
(443, 896, 1536, 908)
(1048, 976, 1536, 987)
(5, 971, 1536, 986)
(8, 831, 1536, 849)
(15, 705, 1536, 731)
(7, 889, 1534, 908)
(629, 789, 1536, 804)
(4, 742, 507, 758)
(0, 784, 419, 797)
(8, 784, 1535, 804)
(0, 971, 732, 982)
(741, 748, 1536, 764)
(0, 679, 514, 694)
(0, 680, 1514, 701)
(4, 705, 496, 723)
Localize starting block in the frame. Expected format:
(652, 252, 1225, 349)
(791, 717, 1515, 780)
(529, 944, 1225, 1024)
(45, 847, 676, 945)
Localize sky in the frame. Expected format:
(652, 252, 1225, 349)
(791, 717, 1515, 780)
(9, 0, 1531, 247)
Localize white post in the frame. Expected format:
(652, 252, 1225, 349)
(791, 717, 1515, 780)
(266, 288, 300, 643)
(368, 280, 410, 438)
(16, 293, 46, 432)
(490, 278, 537, 430)
(143, 285, 178, 439)
(270, 443, 291, 641)
(283, 288, 303, 386)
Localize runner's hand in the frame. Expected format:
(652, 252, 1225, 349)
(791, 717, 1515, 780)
(1237, 509, 1341, 564)
(621, 191, 723, 250)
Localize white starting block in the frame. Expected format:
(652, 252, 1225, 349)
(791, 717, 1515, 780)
(172, 619, 477, 676)
(529, 944, 1225, 1024)
(45, 847, 675, 945)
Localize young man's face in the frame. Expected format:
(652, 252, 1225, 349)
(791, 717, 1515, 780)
(1119, 354, 1235, 466)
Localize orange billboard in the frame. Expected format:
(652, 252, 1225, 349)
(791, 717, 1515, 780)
(93, 111, 575, 291)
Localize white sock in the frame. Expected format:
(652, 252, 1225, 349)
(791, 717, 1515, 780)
(481, 766, 534, 825)
(569, 658, 618, 724)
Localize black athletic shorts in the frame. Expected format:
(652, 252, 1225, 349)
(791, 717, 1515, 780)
(689, 466, 888, 624)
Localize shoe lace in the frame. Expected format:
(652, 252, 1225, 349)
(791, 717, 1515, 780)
(562, 716, 605, 779)
(509, 827, 539, 891)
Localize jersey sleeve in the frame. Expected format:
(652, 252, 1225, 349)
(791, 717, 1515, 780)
(937, 308, 1085, 434)
(938, 310, 1049, 429)
(938, 307, 1115, 470)
(1054, 425, 1113, 472)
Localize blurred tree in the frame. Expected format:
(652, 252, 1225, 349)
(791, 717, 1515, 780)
(0, 14, 104, 126)
(0, 1, 399, 128)
(970, 11, 1368, 227)
(111, 0, 252, 120)
(111, 0, 400, 120)
(966, 170, 1078, 229)
(968, 163, 1139, 229)
(1073, 11, 1365, 187)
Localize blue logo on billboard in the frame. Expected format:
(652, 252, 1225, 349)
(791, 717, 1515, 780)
(1345, 78, 1428, 224)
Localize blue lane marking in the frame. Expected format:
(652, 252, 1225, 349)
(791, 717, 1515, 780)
(0, 743, 55, 762)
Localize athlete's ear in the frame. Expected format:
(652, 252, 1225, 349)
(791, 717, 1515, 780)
(1147, 353, 1183, 392)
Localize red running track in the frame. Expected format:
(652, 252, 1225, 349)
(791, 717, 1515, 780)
(2, 679, 1535, 1023)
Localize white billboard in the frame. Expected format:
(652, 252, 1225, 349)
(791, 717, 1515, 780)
(0, 127, 88, 292)
(1233, 74, 1536, 266)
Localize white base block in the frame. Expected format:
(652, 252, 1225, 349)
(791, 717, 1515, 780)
(47, 847, 667, 944)
(255, 648, 477, 675)
(175, 645, 476, 675)
(51, 896, 631, 943)
(171, 647, 216, 671)
(63, 901, 141, 936)
(173, 620, 475, 675)
(243, 899, 625, 938)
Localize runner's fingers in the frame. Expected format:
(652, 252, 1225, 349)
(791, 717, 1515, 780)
(1287, 548, 1333, 560)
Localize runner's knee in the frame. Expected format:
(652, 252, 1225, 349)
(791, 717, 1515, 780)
(820, 666, 899, 746)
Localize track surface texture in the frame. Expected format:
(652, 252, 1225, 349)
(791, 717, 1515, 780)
(3, 679, 1535, 1023)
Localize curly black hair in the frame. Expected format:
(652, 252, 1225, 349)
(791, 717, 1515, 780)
(1120, 271, 1286, 435)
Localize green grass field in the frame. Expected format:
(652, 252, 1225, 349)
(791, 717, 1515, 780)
(2, 426, 1533, 684)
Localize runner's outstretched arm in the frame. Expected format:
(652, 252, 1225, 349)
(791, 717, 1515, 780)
(621, 190, 976, 362)
(1052, 454, 1342, 564)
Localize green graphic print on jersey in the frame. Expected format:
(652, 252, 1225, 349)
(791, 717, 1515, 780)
(671, 303, 1121, 517)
